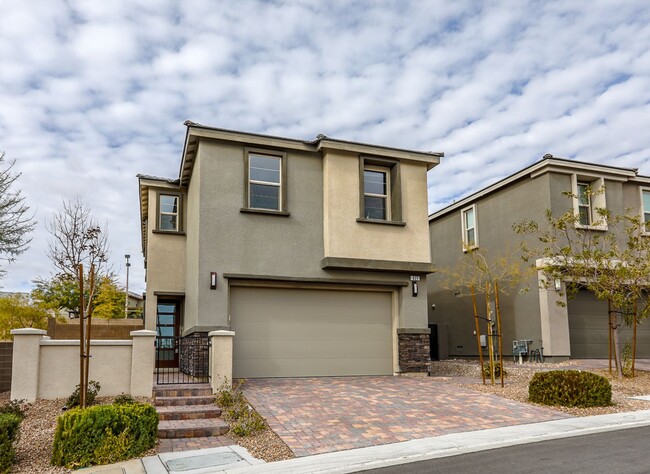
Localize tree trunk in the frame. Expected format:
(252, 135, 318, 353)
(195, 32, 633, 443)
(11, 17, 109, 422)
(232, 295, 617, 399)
(611, 312, 623, 379)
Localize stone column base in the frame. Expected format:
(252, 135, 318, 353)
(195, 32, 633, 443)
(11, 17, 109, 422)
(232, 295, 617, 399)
(397, 329, 431, 374)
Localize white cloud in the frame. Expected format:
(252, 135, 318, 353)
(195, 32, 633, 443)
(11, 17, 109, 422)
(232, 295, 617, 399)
(0, 0, 649, 293)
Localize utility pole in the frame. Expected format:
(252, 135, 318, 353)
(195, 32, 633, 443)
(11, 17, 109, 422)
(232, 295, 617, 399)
(124, 254, 130, 318)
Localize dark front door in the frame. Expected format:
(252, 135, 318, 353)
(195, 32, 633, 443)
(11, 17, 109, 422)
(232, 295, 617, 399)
(429, 324, 439, 361)
(156, 300, 180, 368)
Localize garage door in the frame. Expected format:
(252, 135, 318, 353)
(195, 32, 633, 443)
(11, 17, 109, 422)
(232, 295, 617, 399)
(231, 287, 393, 378)
(567, 289, 650, 358)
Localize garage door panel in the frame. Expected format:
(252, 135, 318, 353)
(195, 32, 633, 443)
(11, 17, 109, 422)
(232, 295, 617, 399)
(568, 290, 650, 358)
(231, 287, 393, 377)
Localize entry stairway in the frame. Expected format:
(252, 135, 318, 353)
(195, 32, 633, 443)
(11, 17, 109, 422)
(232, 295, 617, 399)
(154, 383, 229, 448)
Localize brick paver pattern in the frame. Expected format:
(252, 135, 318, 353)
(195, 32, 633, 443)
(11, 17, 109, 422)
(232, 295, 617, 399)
(243, 376, 573, 457)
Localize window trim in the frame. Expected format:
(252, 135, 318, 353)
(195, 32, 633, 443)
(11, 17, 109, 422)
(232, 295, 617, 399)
(243, 147, 288, 214)
(461, 204, 478, 251)
(576, 182, 592, 226)
(362, 165, 391, 220)
(571, 175, 607, 231)
(640, 187, 650, 235)
(358, 156, 403, 225)
(156, 191, 182, 232)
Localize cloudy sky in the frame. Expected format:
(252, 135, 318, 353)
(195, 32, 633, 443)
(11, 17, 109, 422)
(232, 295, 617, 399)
(1, 1, 649, 293)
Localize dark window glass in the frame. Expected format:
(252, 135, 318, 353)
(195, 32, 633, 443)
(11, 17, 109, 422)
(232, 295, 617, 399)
(250, 183, 280, 210)
(364, 170, 386, 195)
(250, 155, 280, 183)
(364, 196, 386, 220)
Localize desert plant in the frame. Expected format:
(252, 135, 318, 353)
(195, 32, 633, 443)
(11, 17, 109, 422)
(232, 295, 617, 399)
(483, 363, 507, 379)
(0, 413, 22, 473)
(214, 378, 266, 437)
(529, 370, 612, 408)
(622, 342, 633, 378)
(112, 393, 137, 405)
(51, 402, 158, 469)
(0, 399, 26, 420)
(65, 380, 101, 409)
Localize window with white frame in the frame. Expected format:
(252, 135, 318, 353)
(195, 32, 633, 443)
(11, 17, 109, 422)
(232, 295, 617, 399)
(158, 193, 180, 231)
(461, 205, 477, 249)
(363, 166, 390, 220)
(577, 182, 592, 226)
(248, 152, 282, 211)
(572, 175, 607, 230)
(642, 188, 650, 231)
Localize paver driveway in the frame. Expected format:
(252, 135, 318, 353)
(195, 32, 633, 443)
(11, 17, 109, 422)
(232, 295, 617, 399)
(243, 376, 572, 457)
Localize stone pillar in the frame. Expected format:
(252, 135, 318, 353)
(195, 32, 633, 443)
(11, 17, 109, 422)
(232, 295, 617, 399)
(209, 330, 235, 393)
(130, 330, 156, 397)
(397, 328, 431, 375)
(10, 328, 47, 402)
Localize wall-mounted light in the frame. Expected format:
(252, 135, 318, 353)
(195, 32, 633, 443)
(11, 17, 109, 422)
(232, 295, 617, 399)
(210, 272, 217, 290)
(410, 275, 421, 297)
(554, 278, 562, 291)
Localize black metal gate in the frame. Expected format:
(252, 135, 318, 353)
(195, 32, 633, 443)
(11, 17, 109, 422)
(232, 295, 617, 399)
(155, 333, 210, 384)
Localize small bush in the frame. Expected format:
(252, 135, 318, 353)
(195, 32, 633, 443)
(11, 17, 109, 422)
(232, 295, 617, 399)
(66, 380, 101, 409)
(215, 378, 266, 437)
(483, 363, 507, 379)
(0, 399, 26, 420)
(529, 370, 612, 408)
(0, 413, 22, 474)
(113, 393, 137, 405)
(51, 402, 158, 469)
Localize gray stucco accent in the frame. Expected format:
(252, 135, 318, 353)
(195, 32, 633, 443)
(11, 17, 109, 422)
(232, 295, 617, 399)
(396, 328, 431, 334)
(321, 257, 435, 274)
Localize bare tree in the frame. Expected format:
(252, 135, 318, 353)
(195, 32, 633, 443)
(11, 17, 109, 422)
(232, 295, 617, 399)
(0, 152, 35, 278)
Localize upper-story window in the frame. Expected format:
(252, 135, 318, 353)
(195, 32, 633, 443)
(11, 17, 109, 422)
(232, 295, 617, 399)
(577, 182, 592, 226)
(572, 175, 606, 230)
(158, 193, 180, 231)
(357, 156, 404, 225)
(461, 204, 478, 250)
(363, 166, 390, 220)
(641, 188, 650, 231)
(248, 152, 283, 211)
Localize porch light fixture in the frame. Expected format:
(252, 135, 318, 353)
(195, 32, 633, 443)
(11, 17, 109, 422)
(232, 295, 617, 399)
(410, 275, 421, 297)
(210, 272, 217, 290)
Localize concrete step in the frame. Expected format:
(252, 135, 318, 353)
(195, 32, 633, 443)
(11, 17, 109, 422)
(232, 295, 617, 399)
(154, 383, 213, 398)
(156, 404, 222, 421)
(157, 418, 229, 439)
(155, 395, 215, 407)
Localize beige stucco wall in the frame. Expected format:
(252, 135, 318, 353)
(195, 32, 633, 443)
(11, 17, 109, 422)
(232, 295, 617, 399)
(323, 150, 430, 263)
(11, 329, 156, 401)
(144, 186, 187, 331)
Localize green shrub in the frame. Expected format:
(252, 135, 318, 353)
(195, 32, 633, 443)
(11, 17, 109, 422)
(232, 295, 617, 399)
(51, 402, 158, 469)
(0, 399, 26, 420)
(215, 378, 266, 437)
(113, 393, 137, 405)
(483, 363, 507, 379)
(529, 370, 612, 408)
(66, 380, 101, 409)
(0, 413, 22, 474)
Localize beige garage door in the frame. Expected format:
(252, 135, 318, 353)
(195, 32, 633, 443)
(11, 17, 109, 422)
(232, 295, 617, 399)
(568, 289, 650, 358)
(231, 287, 393, 378)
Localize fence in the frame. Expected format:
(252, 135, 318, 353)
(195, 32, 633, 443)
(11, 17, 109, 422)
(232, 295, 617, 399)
(0, 341, 12, 392)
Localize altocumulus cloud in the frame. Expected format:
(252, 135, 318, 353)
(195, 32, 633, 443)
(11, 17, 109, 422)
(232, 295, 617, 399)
(0, 0, 649, 291)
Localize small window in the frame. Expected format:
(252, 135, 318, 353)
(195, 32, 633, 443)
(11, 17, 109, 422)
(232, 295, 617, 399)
(642, 189, 650, 231)
(248, 152, 282, 211)
(461, 205, 478, 250)
(363, 166, 390, 220)
(577, 182, 592, 226)
(159, 194, 179, 231)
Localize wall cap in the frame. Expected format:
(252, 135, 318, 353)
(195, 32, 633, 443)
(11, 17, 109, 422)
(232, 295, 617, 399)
(130, 329, 157, 337)
(10, 328, 47, 336)
(41, 339, 132, 346)
(397, 328, 431, 335)
(209, 330, 235, 337)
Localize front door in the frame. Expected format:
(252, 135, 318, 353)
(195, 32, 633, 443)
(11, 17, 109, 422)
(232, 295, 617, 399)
(156, 300, 180, 368)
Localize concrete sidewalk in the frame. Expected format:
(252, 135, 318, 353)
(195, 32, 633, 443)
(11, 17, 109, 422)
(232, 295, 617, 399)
(81, 409, 650, 474)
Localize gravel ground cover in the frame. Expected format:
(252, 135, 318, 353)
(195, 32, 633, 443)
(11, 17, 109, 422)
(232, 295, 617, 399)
(3, 361, 649, 472)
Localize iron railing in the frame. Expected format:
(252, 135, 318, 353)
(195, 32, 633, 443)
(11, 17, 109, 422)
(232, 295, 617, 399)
(155, 333, 210, 384)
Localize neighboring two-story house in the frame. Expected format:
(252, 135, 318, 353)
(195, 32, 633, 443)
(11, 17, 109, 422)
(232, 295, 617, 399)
(427, 155, 650, 361)
(138, 121, 441, 378)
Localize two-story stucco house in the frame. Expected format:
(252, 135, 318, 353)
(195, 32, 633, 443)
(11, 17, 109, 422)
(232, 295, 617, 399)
(138, 121, 442, 378)
(427, 155, 650, 361)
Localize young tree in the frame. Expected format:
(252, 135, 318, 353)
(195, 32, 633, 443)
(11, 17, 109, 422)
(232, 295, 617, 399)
(514, 188, 650, 378)
(0, 152, 35, 278)
(0, 293, 48, 340)
(442, 246, 528, 385)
